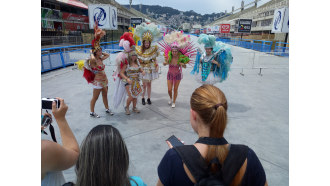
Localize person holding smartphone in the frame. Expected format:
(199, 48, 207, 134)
(157, 85, 267, 186)
(41, 98, 79, 186)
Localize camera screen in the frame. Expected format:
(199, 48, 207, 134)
(42, 100, 53, 110)
(42, 98, 59, 110)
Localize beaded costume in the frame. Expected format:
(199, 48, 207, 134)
(75, 21, 108, 89)
(134, 23, 160, 81)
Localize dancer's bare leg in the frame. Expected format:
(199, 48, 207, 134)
(142, 81, 147, 98)
(101, 86, 109, 109)
(126, 85, 133, 108)
(167, 80, 173, 101)
(90, 89, 102, 113)
(147, 81, 152, 99)
(173, 80, 181, 104)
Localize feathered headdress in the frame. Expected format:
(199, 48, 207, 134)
(158, 31, 197, 65)
(198, 34, 216, 48)
(119, 32, 135, 52)
(134, 23, 160, 43)
(91, 21, 106, 53)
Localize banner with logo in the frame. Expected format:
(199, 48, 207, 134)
(272, 7, 289, 33)
(88, 4, 111, 29)
(213, 26, 219, 33)
(282, 8, 289, 33)
(237, 19, 252, 33)
(220, 24, 230, 33)
(109, 6, 118, 30)
(131, 17, 143, 27)
(207, 27, 212, 34)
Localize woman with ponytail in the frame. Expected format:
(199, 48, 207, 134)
(157, 85, 267, 186)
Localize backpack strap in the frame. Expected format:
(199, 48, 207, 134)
(173, 145, 208, 182)
(222, 144, 249, 185)
(174, 144, 249, 185)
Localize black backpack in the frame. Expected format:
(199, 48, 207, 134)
(174, 144, 249, 186)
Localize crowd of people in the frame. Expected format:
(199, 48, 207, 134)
(41, 22, 267, 186)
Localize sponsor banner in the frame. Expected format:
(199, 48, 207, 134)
(41, 8, 62, 20)
(88, 4, 111, 29)
(272, 7, 289, 33)
(109, 6, 118, 30)
(207, 27, 212, 33)
(272, 8, 285, 33)
(220, 24, 230, 33)
(281, 8, 289, 33)
(237, 19, 252, 33)
(131, 17, 143, 27)
(62, 12, 89, 23)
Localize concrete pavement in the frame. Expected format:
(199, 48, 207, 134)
(41, 36, 289, 185)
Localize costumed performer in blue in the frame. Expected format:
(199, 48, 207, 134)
(191, 34, 233, 85)
(133, 23, 160, 105)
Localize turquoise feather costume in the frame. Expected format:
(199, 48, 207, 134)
(191, 34, 233, 84)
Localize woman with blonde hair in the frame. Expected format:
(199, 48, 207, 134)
(157, 85, 267, 186)
(120, 50, 145, 115)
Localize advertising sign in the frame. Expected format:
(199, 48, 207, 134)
(282, 8, 289, 33)
(272, 7, 289, 33)
(272, 8, 285, 33)
(88, 4, 111, 29)
(131, 17, 143, 27)
(62, 12, 89, 23)
(62, 12, 89, 31)
(220, 24, 230, 33)
(207, 27, 212, 34)
(109, 6, 118, 30)
(237, 19, 252, 33)
(213, 26, 219, 33)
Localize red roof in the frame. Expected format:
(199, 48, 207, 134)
(56, 0, 88, 9)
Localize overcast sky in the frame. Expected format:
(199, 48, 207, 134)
(114, 0, 272, 15)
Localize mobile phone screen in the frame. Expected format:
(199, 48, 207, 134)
(166, 135, 184, 147)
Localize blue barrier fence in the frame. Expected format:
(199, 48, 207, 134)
(184, 34, 288, 57)
(41, 41, 120, 73)
(274, 42, 289, 57)
(216, 38, 273, 53)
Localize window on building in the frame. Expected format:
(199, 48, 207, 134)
(261, 18, 272, 26)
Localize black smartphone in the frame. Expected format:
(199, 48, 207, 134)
(42, 98, 60, 110)
(166, 135, 184, 147)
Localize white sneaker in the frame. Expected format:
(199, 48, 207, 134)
(172, 103, 175, 108)
(105, 109, 114, 115)
(168, 100, 172, 105)
(90, 112, 100, 118)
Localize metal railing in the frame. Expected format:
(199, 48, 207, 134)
(274, 42, 289, 57)
(216, 37, 274, 53)
(41, 41, 121, 73)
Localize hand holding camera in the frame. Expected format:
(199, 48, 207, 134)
(51, 98, 68, 121)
